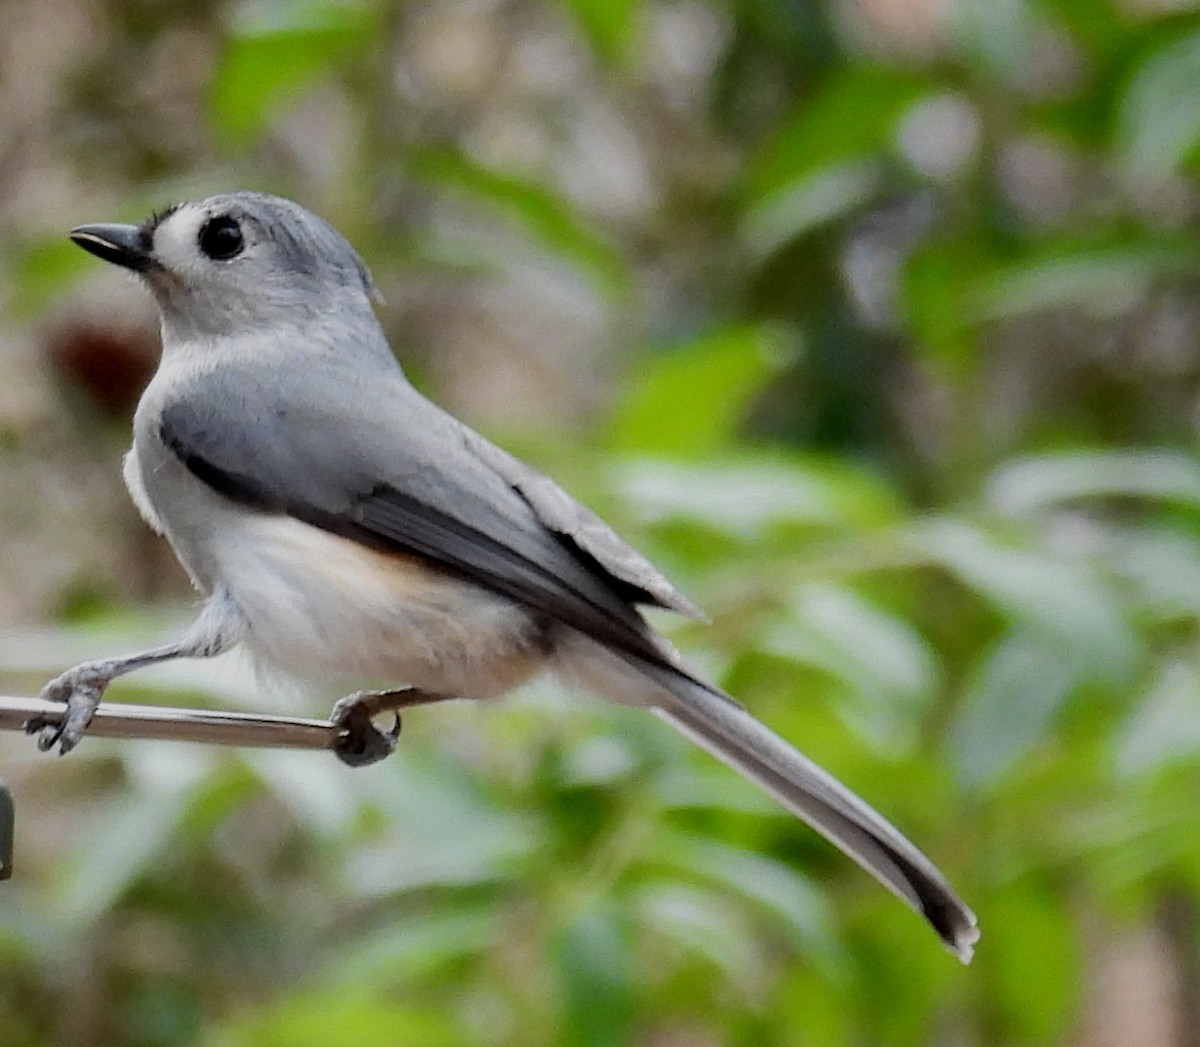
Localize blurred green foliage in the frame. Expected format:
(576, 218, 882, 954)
(6, 0, 1200, 1044)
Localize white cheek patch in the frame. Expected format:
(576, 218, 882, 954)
(152, 204, 211, 281)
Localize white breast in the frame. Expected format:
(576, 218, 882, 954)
(123, 449, 166, 535)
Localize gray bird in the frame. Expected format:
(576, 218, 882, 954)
(44, 192, 978, 961)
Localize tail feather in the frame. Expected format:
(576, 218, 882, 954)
(647, 672, 979, 963)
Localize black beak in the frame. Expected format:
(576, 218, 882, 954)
(69, 222, 153, 271)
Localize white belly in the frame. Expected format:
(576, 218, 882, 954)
(209, 511, 547, 698)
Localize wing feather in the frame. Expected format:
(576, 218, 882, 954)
(460, 429, 706, 619)
(157, 364, 684, 667)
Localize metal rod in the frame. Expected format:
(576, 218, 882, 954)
(0, 696, 337, 751)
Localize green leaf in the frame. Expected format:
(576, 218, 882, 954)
(552, 908, 634, 1047)
(950, 629, 1080, 790)
(634, 882, 761, 987)
(905, 238, 1200, 354)
(772, 967, 854, 1047)
(951, 0, 1045, 86)
(987, 449, 1200, 515)
(984, 884, 1083, 1043)
(206, 992, 464, 1047)
(762, 583, 938, 750)
(900, 235, 986, 367)
(611, 455, 899, 538)
(343, 750, 541, 895)
(1115, 659, 1200, 780)
(1117, 27, 1200, 178)
(54, 746, 216, 925)
(1041, 0, 1127, 63)
(210, 0, 378, 143)
(1109, 526, 1200, 624)
(608, 325, 788, 457)
(557, 0, 640, 64)
(322, 907, 502, 988)
(745, 67, 924, 201)
(648, 831, 844, 968)
(913, 518, 1138, 686)
(741, 67, 923, 253)
(968, 241, 1200, 322)
(742, 161, 882, 259)
(9, 236, 95, 316)
(405, 147, 630, 299)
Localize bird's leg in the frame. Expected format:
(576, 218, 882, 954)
(27, 591, 245, 756)
(331, 687, 460, 767)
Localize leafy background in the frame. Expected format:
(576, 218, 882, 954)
(2, 0, 1200, 1043)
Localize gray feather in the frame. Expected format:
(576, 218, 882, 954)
(638, 667, 979, 962)
(461, 429, 706, 620)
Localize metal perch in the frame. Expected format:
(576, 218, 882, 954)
(0, 695, 340, 751)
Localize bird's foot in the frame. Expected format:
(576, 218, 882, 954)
(331, 692, 403, 768)
(25, 665, 110, 755)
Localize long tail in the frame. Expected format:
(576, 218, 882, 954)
(642, 666, 979, 962)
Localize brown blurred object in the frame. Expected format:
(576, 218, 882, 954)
(41, 319, 158, 418)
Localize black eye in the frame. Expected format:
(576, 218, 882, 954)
(198, 215, 244, 260)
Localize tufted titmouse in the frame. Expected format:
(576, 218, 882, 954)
(42, 193, 977, 959)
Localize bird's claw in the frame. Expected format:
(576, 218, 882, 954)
(25, 668, 107, 755)
(332, 702, 401, 768)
